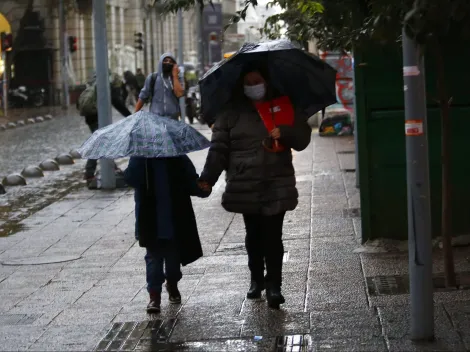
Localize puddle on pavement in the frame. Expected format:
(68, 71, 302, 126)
(0, 171, 84, 237)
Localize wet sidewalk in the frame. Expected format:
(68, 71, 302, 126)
(0, 133, 469, 351)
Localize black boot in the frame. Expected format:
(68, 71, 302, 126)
(166, 281, 182, 304)
(147, 292, 161, 313)
(266, 287, 285, 309)
(247, 280, 265, 299)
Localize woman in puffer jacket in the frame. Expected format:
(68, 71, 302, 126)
(198, 65, 312, 309)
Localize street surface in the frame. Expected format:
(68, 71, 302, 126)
(0, 128, 469, 351)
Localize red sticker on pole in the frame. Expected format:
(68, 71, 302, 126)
(405, 120, 424, 136)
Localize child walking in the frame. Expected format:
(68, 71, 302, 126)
(124, 155, 210, 313)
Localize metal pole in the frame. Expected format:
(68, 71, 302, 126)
(208, 42, 213, 66)
(402, 28, 434, 341)
(59, 0, 69, 109)
(2, 51, 7, 117)
(196, 3, 205, 78)
(93, 0, 116, 189)
(178, 9, 185, 123)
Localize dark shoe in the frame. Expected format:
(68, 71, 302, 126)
(266, 287, 285, 309)
(247, 281, 265, 299)
(147, 292, 161, 314)
(166, 282, 182, 304)
(84, 176, 97, 190)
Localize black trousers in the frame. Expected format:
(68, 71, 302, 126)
(243, 212, 285, 288)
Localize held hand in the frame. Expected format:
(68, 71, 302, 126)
(197, 181, 212, 192)
(270, 128, 281, 140)
(172, 64, 180, 77)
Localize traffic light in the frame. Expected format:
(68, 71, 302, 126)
(134, 32, 144, 51)
(209, 33, 218, 42)
(68, 35, 78, 53)
(0, 32, 13, 52)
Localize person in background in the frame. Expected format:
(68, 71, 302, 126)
(136, 68, 146, 91)
(134, 54, 184, 120)
(78, 71, 132, 188)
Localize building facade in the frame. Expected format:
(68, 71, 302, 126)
(0, 0, 238, 104)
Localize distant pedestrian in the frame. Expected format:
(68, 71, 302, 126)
(124, 155, 210, 313)
(136, 68, 146, 91)
(77, 71, 132, 188)
(198, 65, 311, 309)
(123, 71, 139, 108)
(134, 53, 184, 120)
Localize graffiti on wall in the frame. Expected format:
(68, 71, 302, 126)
(320, 51, 354, 115)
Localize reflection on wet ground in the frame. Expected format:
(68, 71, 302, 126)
(94, 319, 310, 351)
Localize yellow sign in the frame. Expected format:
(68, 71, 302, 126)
(223, 52, 236, 59)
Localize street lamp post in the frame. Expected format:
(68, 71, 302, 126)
(93, 0, 116, 189)
(402, 27, 434, 341)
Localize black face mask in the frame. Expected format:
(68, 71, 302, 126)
(162, 63, 173, 74)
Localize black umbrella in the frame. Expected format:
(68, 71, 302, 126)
(198, 39, 338, 124)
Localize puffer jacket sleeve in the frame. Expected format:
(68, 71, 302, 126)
(200, 110, 234, 186)
(278, 108, 312, 151)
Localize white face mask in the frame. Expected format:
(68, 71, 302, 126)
(244, 83, 266, 101)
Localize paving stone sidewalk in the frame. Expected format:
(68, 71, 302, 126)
(0, 132, 469, 351)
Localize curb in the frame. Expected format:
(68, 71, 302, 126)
(0, 114, 55, 132)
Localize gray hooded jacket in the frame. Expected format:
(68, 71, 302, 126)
(138, 53, 182, 117)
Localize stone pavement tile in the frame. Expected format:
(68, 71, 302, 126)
(306, 277, 369, 310)
(138, 337, 278, 352)
(361, 253, 409, 277)
(309, 257, 363, 278)
(283, 238, 311, 250)
(311, 195, 348, 216)
(50, 306, 119, 326)
(283, 271, 308, 295)
(0, 326, 46, 351)
(443, 300, 470, 348)
(28, 323, 109, 351)
(309, 236, 358, 261)
(0, 293, 28, 313)
(338, 153, 356, 171)
(170, 311, 244, 342)
(71, 285, 140, 309)
(312, 184, 346, 197)
(311, 216, 354, 236)
(378, 304, 466, 351)
(310, 338, 388, 352)
(310, 308, 382, 341)
(8, 284, 87, 314)
(240, 311, 310, 337)
(434, 290, 470, 304)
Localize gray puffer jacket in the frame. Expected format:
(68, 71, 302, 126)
(200, 100, 312, 215)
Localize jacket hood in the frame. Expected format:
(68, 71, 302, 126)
(158, 53, 177, 75)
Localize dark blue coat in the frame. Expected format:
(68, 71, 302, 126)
(124, 155, 209, 266)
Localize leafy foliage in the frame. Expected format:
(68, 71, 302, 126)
(159, 0, 470, 51)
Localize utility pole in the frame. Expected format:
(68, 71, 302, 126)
(59, 0, 69, 109)
(93, 0, 116, 189)
(402, 28, 434, 341)
(196, 3, 205, 78)
(177, 9, 186, 123)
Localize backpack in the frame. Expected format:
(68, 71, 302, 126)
(146, 73, 157, 108)
(77, 83, 97, 116)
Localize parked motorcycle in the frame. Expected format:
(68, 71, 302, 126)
(8, 86, 46, 108)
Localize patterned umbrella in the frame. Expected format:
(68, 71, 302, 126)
(77, 111, 211, 159)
